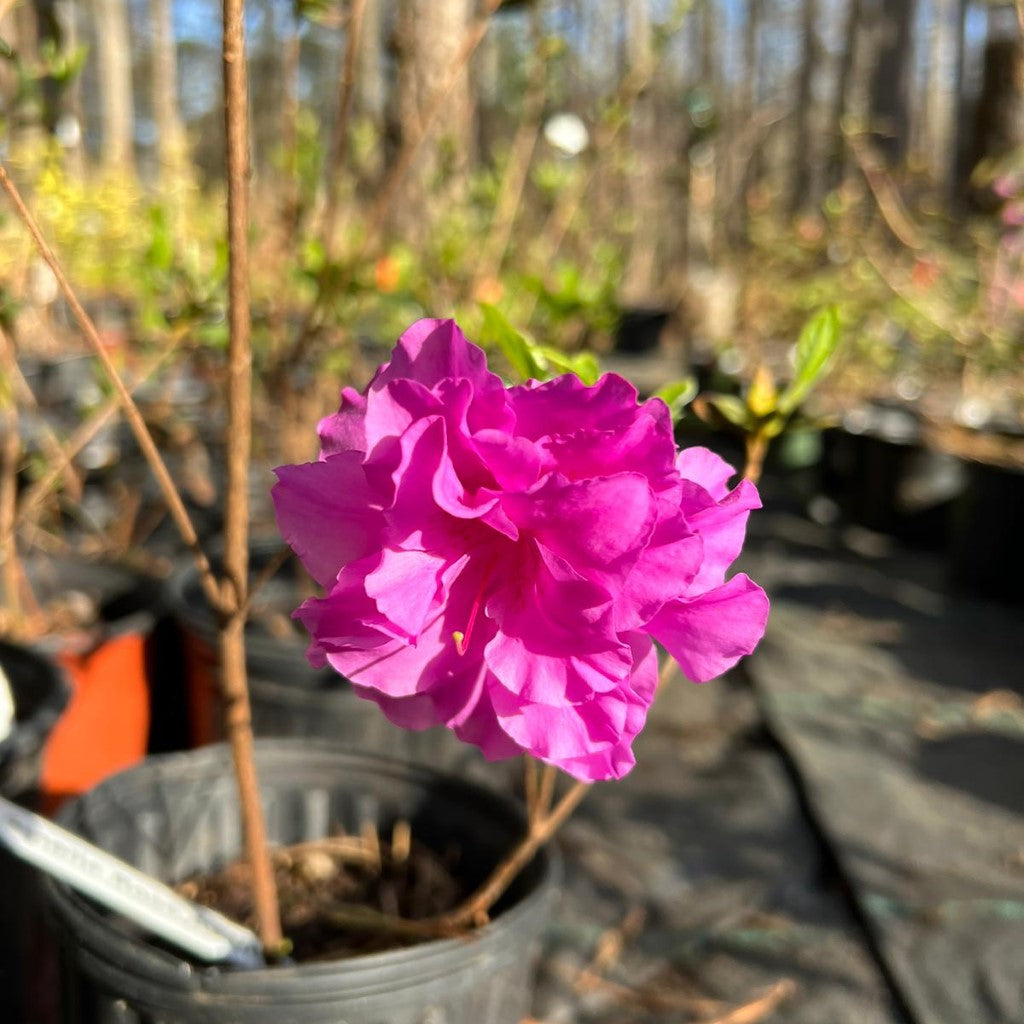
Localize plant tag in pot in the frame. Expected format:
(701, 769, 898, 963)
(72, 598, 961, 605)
(0, 795, 264, 968)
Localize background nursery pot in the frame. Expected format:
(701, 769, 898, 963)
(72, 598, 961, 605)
(171, 542, 477, 770)
(45, 739, 558, 1024)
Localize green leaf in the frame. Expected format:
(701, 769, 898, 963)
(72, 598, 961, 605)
(536, 346, 601, 385)
(760, 413, 788, 440)
(696, 393, 754, 432)
(654, 376, 698, 417)
(778, 306, 841, 415)
(478, 303, 544, 381)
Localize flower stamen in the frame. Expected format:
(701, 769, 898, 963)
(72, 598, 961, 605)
(454, 565, 490, 656)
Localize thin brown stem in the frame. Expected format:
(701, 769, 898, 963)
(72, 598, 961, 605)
(0, 351, 21, 630)
(535, 763, 557, 822)
(0, 328, 82, 502)
(473, 2, 547, 287)
(15, 337, 183, 530)
(743, 433, 768, 485)
(322, 0, 367, 244)
(657, 654, 679, 690)
(437, 779, 590, 932)
(222, 0, 283, 954)
(845, 129, 923, 250)
(0, 162, 224, 615)
(699, 980, 796, 1024)
(523, 755, 539, 821)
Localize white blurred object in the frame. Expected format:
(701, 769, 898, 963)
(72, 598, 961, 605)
(27, 259, 59, 307)
(0, 665, 13, 743)
(544, 113, 589, 156)
(55, 114, 82, 149)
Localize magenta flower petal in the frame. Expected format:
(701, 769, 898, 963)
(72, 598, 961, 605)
(676, 446, 740, 501)
(374, 319, 501, 394)
(679, 476, 762, 593)
(272, 454, 381, 586)
(503, 473, 657, 588)
(318, 387, 367, 458)
(649, 574, 770, 682)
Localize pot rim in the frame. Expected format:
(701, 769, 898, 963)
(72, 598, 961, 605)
(46, 739, 559, 1001)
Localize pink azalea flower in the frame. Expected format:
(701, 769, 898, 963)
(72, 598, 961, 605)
(273, 319, 769, 782)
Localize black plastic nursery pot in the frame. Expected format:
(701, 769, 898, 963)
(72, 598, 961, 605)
(0, 641, 70, 1023)
(820, 402, 964, 550)
(171, 542, 474, 769)
(948, 456, 1024, 604)
(0, 640, 70, 800)
(45, 740, 559, 1024)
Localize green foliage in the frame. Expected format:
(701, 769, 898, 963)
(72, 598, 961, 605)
(653, 376, 698, 418)
(778, 306, 842, 416)
(693, 308, 842, 447)
(478, 303, 600, 384)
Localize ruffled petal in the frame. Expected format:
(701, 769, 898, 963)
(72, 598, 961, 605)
(373, 319, 502, 393)
(615, 516, 703, 630)
(678, 477, 761, 592)
(272, 454, 382, 586)
(675, 446, 739, 501)
(318, 387, 367, 458)
(649, 574, 769, 682)
(503, 473, 657, 588)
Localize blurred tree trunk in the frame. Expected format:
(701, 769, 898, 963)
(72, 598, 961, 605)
(968, 3, 1024, 180)
(922, 0, 959, 195)
(355, 0, 384, 183)
(0, 5, 37, 141)
(866, 0, 915, 164)
(695, 0, 721, 261)
(149, 0, 189, 188)
(279, 8, 300, 231)
(622, 0, 660, 303)
(829, 0, 861, 187)
(92, 0, 135, 174)
(789, 0, 819, 213)
(393, 0, 473, 239)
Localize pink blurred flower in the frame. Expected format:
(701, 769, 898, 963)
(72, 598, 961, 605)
(273, 319, 768, 782)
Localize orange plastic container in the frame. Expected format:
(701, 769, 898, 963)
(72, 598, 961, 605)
(39, 630, 151, 813)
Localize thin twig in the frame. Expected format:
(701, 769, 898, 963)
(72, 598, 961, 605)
(699, 979, 796, 1024)
(322, 0, 368, 243)
(221, 0, 283, 954)
(14, 336, 184, 529)
(523, 755, 539, 821)
(437, 778, 590, 932)
(0, 327, 82, 501)
(0, 346, 21, 629)
(535, 763, 557, 822)
(0, 162, 224, 615)
(845, 129, 924, 250)
(572, 905, 647, 993)
(1016, 0, 1024, 38)
(473, 0, 547, 287)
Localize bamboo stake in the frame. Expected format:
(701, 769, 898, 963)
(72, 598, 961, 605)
(221, 0, 283, 953)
